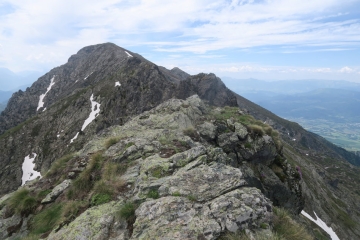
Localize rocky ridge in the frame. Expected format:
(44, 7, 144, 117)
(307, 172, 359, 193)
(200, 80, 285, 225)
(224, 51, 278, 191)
(0, 43, 237, 196)
(0, 43, 359, 239)
(1, 95, 304, 239)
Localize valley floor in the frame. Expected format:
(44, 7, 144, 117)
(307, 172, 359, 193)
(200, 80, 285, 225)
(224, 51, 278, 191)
(287, 117, 360, 152)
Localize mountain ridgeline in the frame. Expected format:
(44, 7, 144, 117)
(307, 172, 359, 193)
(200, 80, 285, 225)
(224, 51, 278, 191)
(0, 43, 359, 239)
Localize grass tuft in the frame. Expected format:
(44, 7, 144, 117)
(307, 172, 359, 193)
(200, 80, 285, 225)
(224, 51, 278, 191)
(104, 137, 119, 149)
(247, 124, 265, 136)
(30, 204, 62, 235)
(6, 188, 37, 215)
(67, 152, 105, 200)
(187, 195, 197, 202)
(273, 207, 313, 240)
(118, 202, 136, 221)
(45, 154, 74, 178)
(146, 189, 159, 199)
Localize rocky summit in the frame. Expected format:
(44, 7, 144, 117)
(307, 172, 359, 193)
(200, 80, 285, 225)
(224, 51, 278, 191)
(0, 43, 359, 240)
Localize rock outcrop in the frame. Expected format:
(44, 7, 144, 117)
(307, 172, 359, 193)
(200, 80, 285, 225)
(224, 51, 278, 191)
(0, 95, 301, 239)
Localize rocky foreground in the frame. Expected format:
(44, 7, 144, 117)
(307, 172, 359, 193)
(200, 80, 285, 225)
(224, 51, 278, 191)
(0, 95, 305, 239)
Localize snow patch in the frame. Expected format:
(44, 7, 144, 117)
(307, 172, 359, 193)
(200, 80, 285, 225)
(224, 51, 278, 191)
(81, 94, 101, 131)
(37, 76, 55, 111)
(292, 138, 296, 141)
(70, 132, 79, 143)
(301, 210, 339, 240)
(70, 94, 101, 143)
(22, 153, 41, 185)
(84, 72, 93, 80)
(115, 81, 121, 87)
(125, 51, 133, 58)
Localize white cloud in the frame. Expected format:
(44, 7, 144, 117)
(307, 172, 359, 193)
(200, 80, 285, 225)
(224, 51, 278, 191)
(0, 0, 359, 75)
(340, 66, 354, 73)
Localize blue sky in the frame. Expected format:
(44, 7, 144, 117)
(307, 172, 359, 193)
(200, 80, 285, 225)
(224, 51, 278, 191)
(1, 0, 360, 81)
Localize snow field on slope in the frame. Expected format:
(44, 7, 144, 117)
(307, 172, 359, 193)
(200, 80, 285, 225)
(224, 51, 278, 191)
(301, 210, 340, 240)
(37, 76, 55, 111)
(70, 94, 101, 143)
(22, 153, 41, 185)
(125, 51, 133, 57)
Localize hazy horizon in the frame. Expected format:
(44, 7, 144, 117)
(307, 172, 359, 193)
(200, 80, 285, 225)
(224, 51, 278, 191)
(0, 0, 359, 82)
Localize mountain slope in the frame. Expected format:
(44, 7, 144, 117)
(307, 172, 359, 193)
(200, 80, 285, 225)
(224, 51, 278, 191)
(0, 43, 237, 196)
(0, 43, 359, 239)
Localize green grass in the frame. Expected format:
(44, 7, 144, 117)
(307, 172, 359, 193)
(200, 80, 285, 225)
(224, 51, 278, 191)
(172, 191, 181, 197)
(67, 152, 105, 200)
(30, 204, 62, 235)
(273, 207, 313, 240)
(125, 142, 135, 148)
(45, 154, 74, 178)
(36, 189, 52, 200)
(244, 142, 252, 149)
(6, 188, 38, 215)
(146, 189, 159, 199)
(118, 202, 136, 221)
(91, 193, 112, 206)
(187, 195, 197, 202)
(149, 166, 168, 178)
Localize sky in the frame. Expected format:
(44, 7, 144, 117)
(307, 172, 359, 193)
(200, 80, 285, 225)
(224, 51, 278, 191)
(1, 0, 360, 82)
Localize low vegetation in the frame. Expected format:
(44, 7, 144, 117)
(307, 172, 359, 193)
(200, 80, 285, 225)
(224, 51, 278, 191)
(118, 202, 137, 221)
(104, 137, 120, 149)
(272, 207, 313, 240)
(210, 106, 283, 151)
(45, 153, 74, 178)
(30, 204, 62, 235)
(67, 152, 105, 200)
(6, 188, 37, 215)
(146, 189, 160, 199)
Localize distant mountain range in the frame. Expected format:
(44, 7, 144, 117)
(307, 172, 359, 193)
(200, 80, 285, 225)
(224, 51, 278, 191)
(254, 88, 360, 122)
(0, 67, 43, 91)
(222, 77, 360, 96)
(222, 77, 360, 151)
(0, 68, 43, 113)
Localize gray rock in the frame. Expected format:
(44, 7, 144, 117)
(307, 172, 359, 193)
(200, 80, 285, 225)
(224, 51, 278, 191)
(132, 188, 272, 240)
(158, 163, 247, 201)
(47, 201, 127, 240)
(198, 122, 217, 141)
(41, 179, 72, 204)
(234, 122, 248, 139)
